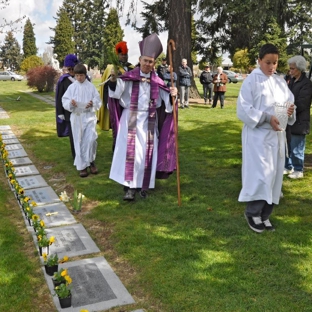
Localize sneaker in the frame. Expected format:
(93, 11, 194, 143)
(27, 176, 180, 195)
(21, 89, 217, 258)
(185, 105, 189, 108)
(262, 219, 275, 231)
(180, 106, 184, 109)
(283, 168, 294, 175)
(244, 213, 265, 233)
(288, 171, 303, 179)
(123, 188, 136, 201)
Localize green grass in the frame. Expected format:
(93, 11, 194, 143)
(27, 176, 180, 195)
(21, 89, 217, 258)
(1, 79, 312, 311)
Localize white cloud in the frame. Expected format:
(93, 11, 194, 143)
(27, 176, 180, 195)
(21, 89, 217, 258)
(0, 0, 169, 65)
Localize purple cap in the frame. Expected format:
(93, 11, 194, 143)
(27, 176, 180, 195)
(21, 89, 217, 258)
(64, 54, 78, 67)
(139, 33, 163, 60)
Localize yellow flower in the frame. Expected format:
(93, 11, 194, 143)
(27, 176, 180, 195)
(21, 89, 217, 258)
(64, 275, 72, 284)
(49, 236, 55, 245)
(37, 235, 42, 241)
(24, 197, 30, 203)
(31, 201, 37, 207)
(40, 220, 45, 227)
(59, 255, 69, 263)
(32, 214, 39, 221)
(18, 188, 24, 194)
(42, 253, 48, 261)
(61, 269, 68, 277)
(80, 310, 89, 312)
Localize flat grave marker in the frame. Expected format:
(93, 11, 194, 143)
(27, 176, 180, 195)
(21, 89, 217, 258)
(5, 143, 23, 151)
(35, 224, 100, 260)
(44, 257, 135, 312)
(14, 165, 39, 177)
(32, 202, 77, 228)
(24, 186, 61, 206)
(10, 157, 32, 166)
(2, 138, 19, 144)
(16, 175, 48, 189)
(8, 149, 28, 158)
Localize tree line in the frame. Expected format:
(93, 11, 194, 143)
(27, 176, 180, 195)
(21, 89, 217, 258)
(1, 0, 312, 74)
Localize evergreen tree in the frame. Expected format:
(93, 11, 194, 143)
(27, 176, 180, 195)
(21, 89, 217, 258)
(49, 9, 74, 67)
(22, 18, 37, 58)
(0, 31, 22, 70)
(102, 8, 124, 69)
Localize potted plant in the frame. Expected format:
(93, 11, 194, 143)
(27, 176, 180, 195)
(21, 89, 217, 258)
(52, 256, 69, 286)
(43, 253, 59, 276)
(52, 267, 68, 287)
(54, 275, 73, 308)
(38, 235, 55, 256)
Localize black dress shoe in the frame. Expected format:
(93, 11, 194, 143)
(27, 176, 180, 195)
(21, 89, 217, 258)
(139, 190, 147, 199)
(123, 188, 136, 201)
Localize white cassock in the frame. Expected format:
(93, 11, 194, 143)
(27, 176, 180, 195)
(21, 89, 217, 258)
(62, 79, 102, 170)
(237, 68, 295, 205)
(109, 72, 173, 188)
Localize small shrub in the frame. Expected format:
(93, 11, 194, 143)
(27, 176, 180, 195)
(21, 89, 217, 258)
(21, 55, 44, 72)
(26, 65, 60, 92)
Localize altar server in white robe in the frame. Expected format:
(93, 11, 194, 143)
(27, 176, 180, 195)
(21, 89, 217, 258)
(62, 64, 102, 177)
(237, 43, 295, 233)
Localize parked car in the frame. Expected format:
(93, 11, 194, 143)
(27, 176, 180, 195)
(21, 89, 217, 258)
(0, 71, 24, 81)
(222, 70, 244, 83)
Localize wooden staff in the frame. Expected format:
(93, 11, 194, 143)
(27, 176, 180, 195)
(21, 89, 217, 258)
(168, 39, 181, 206)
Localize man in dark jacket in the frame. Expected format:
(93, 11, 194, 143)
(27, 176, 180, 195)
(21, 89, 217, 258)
(178, 58, 192, 108)
(286, 55, 312, 179)
(199, 65, 213, 104)
(157, 57, 168, 80)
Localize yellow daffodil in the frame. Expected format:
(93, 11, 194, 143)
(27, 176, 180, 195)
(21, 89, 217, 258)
(59, 191, 70, 202)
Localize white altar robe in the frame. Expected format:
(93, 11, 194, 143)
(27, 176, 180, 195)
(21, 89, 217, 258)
(237, 68, 295, 205)
(109, 74, 173, 188)
(62, 79, 102, 170)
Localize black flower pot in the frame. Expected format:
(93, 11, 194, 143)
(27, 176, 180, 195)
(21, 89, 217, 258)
(58, 293, 72, 308)
(45, 264, 58, 276)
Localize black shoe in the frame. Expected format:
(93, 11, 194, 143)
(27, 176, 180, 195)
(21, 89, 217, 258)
(139, 190, 147, 198)
(244, 213, 265, 233)
(185, 105, 189, 108)
(262, 219, 275, 231)
(180, 106, 184, 109)
(123, 188, 136, 201)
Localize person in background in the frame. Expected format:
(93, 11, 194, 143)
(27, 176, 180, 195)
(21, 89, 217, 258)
(200, 65, 213, 104)
(212, 67, 228, 109)
(162, 65, 177, 87)
(108, 33, 177, 201)
(99, 41, 134, 153)
(237, 43, 295, 233)
(98, 41, 134, 132)
(55, 54, 79, 159)
(62, 64, 102, 178)
(178, 58, 192, 109)
(284, 55, 312, 179)
(157, 57, 168, 80)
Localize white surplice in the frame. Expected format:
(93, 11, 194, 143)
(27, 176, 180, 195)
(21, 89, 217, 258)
(237, 68, 295, 204)
(109, 72, 173, 188)
(62, 79, 102, 170)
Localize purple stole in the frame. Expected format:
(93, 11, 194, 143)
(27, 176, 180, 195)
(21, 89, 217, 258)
(118, 67, 176, 190)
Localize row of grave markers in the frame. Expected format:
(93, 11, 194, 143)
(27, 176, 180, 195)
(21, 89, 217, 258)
(0, 124, 137, 312)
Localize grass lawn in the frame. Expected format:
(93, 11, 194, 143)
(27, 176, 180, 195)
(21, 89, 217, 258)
(1, 78, 312, 312)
